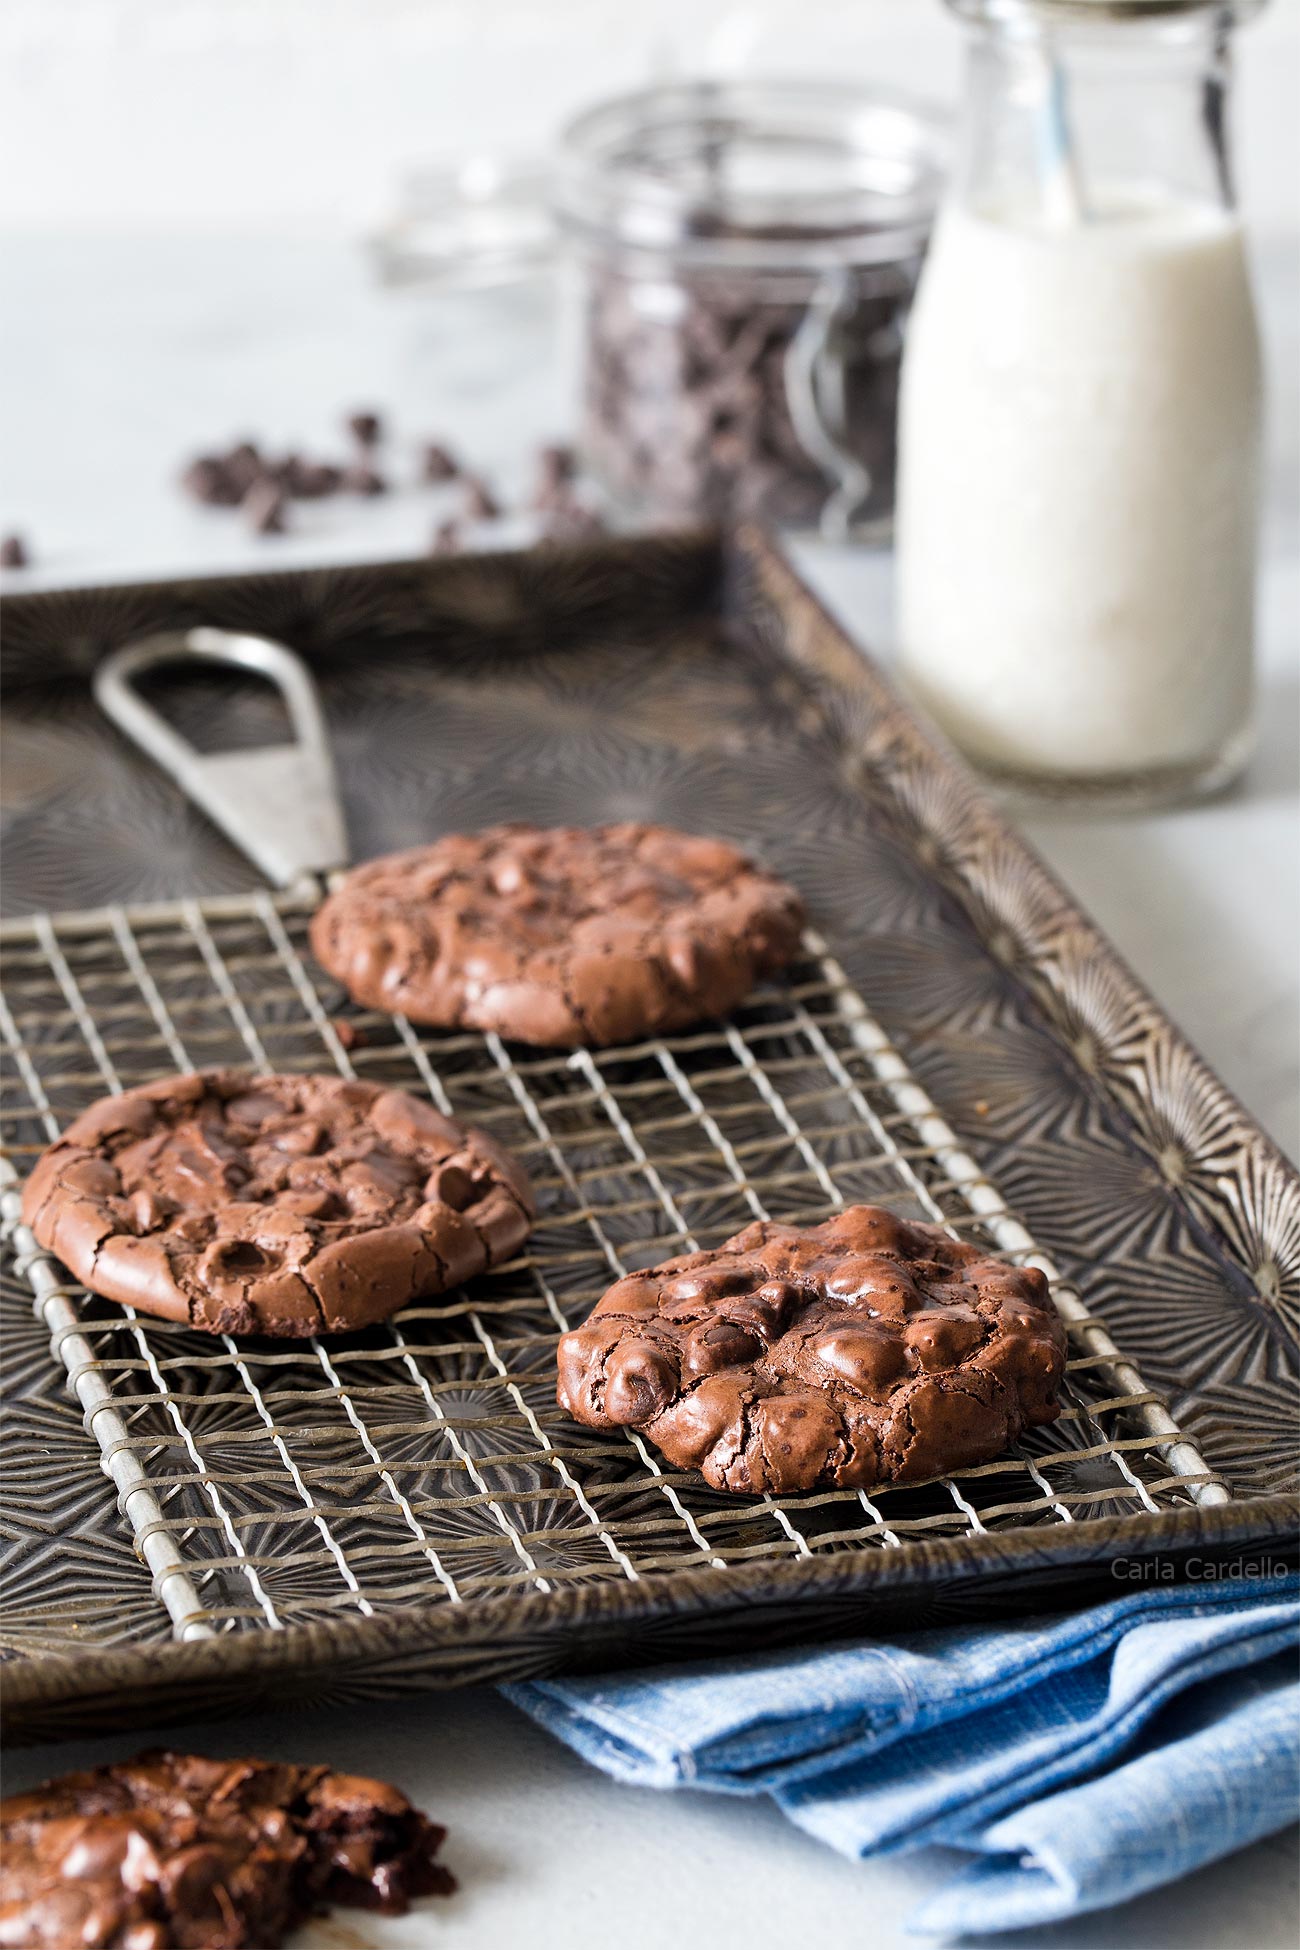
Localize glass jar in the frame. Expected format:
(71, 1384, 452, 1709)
(556, 81, 948, 538)
(896, 0, 1265, 807)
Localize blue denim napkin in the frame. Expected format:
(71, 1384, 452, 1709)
(506, 1573, 1299, 1935)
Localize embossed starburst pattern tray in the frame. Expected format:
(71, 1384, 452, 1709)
(2, 532, 1296, 1742)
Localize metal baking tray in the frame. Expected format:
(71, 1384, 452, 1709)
(2, 530, 1295, 1743)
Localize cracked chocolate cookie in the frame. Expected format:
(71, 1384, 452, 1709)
(309, 823, 806, 1048)
(0, 1750, 454, 1949)
(21, 1070, 533, 1336)
(557, 1205, 1068, 1493)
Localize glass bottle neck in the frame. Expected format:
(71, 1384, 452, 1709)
(949, 4, 1240, 226)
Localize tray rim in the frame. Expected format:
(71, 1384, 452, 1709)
(4, 1497, 1296, 1733)
(2, 527, 1296, 1737)
(746, 536, 1300, 1189)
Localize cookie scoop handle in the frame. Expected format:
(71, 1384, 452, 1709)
(94, 628, 349, 887)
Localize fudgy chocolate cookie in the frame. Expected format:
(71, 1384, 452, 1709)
(309, 823, 806, 1048)
(21, 1070, 533, 1337)
(0, 1750, 454, 1949)
(557, 1205, 1068, 1493)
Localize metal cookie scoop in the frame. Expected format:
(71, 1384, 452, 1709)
(93, 627, 349, 888)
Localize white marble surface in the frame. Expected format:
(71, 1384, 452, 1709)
(1, 230, 1297, 1945)
(2, 0, 1297, 235)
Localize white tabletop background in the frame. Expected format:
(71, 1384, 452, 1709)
(2, 3, 1297, 1945)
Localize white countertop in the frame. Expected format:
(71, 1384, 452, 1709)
(2, 230, 1296, 1946)
(5, 1690, 1298, 1950)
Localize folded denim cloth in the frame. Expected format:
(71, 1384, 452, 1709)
(911, 1657, 1300, 1935)
(506, 1573, 1299, 1935)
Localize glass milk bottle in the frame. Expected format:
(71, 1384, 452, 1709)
(896, 0, 1264, 806)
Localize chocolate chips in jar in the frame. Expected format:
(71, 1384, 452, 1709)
(557, 80, 947, 535)
(579, 255, 921, 528)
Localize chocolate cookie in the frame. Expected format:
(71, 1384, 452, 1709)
(557, 1205, 1068, 1493)
(0, 1750, 453, 1949)
(309, 823, 806, 1048)
(21, 1070, 533, 1337)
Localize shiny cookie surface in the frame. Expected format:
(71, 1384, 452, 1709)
(557, 1205, 1068, 1493)
(309, 822, 805, 1048)
(21, 1070, 533, 1337)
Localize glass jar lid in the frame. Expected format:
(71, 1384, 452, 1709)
(368, 157, 555, 289)
(555, 79, 949, 270)
(946, 0, 1264, 20)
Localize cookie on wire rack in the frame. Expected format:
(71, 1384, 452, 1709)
(309, 822, 806, 1048)
(556, 1204, 1068, 1494)
(20, 1070, 533, 1337)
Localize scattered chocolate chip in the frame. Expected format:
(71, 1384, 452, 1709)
(347, 411, 383, 448)
(0, 533, 30, 568)
(421, 441, 461, 483)
(532, 446, 585, 513)
(330, 1020, 367, 1052)
(177, 417, 600, 538)
(225, 441, 267, 495)
(243, 480, 289, 535)
(285, 457, 344, 499)
(461, 477, 501, 521)
(536, 442, 576, 494)
(181, 456, 242, 506)
(343, 463, 388, 496)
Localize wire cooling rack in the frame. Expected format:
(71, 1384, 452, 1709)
(0, 888, 1229, 1648)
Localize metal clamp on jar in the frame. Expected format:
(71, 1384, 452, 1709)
(555, 80, 948, 540)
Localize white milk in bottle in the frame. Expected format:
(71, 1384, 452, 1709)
(895, 1, 1263, 804)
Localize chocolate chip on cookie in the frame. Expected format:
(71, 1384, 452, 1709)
(557, 1205, 1068, 1493)
(0, 1750, 453, 1949)
(21, 1070, 533, 1337)
(309, 823, 806, 1049)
